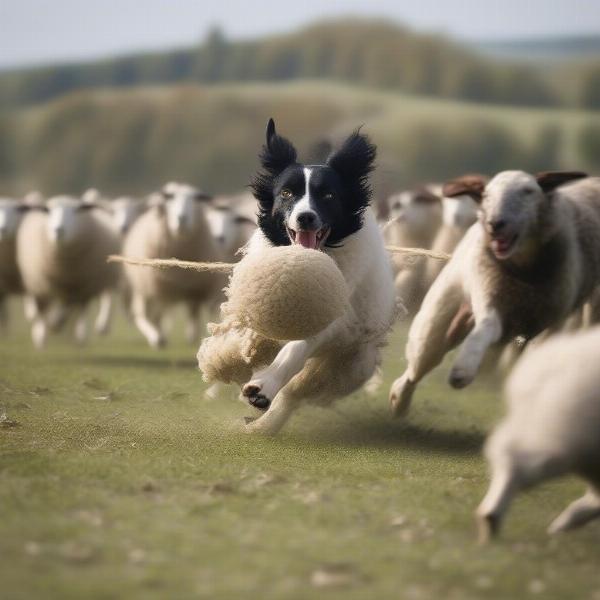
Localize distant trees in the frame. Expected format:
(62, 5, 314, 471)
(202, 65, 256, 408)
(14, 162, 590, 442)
(581, 64, 600, 109)
(0, 19, 573, 110)
(578, 121, 600, 171)
(0, 86, 585, 198)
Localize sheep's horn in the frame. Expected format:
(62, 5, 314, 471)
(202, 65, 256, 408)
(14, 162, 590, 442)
(107, 255, 235, 273)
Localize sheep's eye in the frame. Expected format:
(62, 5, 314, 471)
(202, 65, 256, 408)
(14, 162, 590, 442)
(162, 192, 174, 200)
(280, 189, 293, 200)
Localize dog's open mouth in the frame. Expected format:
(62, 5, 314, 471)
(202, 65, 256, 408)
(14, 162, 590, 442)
(490, 232, 518, 259)
(286, 226, 331, 250)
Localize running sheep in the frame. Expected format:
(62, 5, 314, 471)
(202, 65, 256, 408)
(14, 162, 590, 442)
(122, 182, 225, 348)
(477, 326, 600, 540)
(389, 170, 600, 417)
(382, 188, 441, 313)
(0, 197, 27, 328)
(16, 195, 121, 348)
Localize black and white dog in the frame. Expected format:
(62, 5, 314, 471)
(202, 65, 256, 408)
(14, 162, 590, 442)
(240, 119, 396, 434)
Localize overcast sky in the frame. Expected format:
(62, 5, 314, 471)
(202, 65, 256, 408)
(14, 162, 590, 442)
(1, 0, 599, 70)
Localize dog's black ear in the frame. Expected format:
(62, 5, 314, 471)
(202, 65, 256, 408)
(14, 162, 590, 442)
(535, 171, 587, 193)
(259, 118, 297, 175)
(326, 129, 376, 183)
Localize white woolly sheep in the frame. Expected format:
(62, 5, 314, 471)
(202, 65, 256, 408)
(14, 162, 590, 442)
(389, 170, 600, 417)
(477, 325, 600, 540)
(122, 182, 225, 348)
(206, 197, 256, 261)
(0, 197, 28, 327)
(382, 188, 442, 313)
(16, 195, 121, 348)
(424, 179, 483, 286)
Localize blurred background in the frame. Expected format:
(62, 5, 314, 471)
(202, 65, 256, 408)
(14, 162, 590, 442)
(0, 0, 599, 202)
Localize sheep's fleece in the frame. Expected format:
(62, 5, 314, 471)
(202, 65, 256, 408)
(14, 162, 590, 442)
(197, 245, 351, 386)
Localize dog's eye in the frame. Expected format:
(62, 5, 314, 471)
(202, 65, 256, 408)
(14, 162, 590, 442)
(323, 192, 334, 201)
(280, 189, 293, 200)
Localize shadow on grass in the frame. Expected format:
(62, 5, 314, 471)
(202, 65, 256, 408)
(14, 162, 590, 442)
(299, 413, 485, 456)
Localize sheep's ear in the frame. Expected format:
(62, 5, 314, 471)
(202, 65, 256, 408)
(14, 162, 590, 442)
(443, 175, 487, 203)
(78, 202, 98, 211)
(193, 191, 213, 202)
(259, 118, 297, 174)
(535, 171, 587, 193)
(326, 129, 376, 181)
(82, 188, 100, 204)
(414, 188, 441, 205)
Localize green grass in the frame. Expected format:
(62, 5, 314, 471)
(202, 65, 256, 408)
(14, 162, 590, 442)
(1, 304, 599, 600)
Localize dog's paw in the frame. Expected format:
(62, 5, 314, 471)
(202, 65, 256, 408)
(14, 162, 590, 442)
(241, 381, 271, 411)
(448, 365, 475, 389)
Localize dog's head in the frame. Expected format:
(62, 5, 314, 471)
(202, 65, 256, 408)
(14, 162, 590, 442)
(251, 119, 376, 249)
(443, 170, 587, 261)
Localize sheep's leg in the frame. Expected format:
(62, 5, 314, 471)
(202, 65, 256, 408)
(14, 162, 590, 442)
(548, 486, 600, 534)
(389, 274, 465, 417)
(476, 465, 519, 543)
(394, 267, 422, 315)
(73, 305, 89, 345)
(131, 294, 165, 348)
(94, 291, 113, 335)
(46, 301, 69, 332)
(28, 296, 47, 350)
(185, 301, 200, 345)
(23, 295, 37, 322)
(244, 392, 297, 435)
(448, 305, 502, 389)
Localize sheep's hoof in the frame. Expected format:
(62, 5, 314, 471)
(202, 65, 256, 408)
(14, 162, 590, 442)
(389, 374, 415, 418)
(448, 366, 474, 389)
(149, 336, 166, 349)
(241, 383, 271, 411)
(476, 511, 501, 544)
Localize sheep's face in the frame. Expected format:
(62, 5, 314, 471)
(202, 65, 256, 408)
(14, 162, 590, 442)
(444, 170, 588, 263)
(46, 197, 94, 244)
(387, 190, 441, 234)
(252, 119, 376, 249)
(160, 182, 211, 235)
(480, 171, 549, 261)
(441, 195, 479, 230)
(112, 197, 145, 234)
(0, 199, 26, 241)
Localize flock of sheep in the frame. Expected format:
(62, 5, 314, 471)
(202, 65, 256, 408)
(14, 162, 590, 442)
(0, 184, 255, 348)
(2, 166, 600, 541)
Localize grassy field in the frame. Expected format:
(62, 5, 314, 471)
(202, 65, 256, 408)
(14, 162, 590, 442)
(1, 304, 599, 599)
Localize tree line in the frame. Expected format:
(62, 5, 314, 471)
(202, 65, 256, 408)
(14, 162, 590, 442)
(1, 19, 599, 110)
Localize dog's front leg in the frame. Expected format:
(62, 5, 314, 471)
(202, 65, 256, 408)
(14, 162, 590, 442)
(241, 316, 347, 413)
(242, 339, 312, 410)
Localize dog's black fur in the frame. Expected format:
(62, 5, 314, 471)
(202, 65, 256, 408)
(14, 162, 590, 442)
(251, 119, 376, 248)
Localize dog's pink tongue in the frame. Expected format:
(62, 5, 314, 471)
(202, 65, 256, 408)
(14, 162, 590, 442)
(296, 230, 318, 249)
